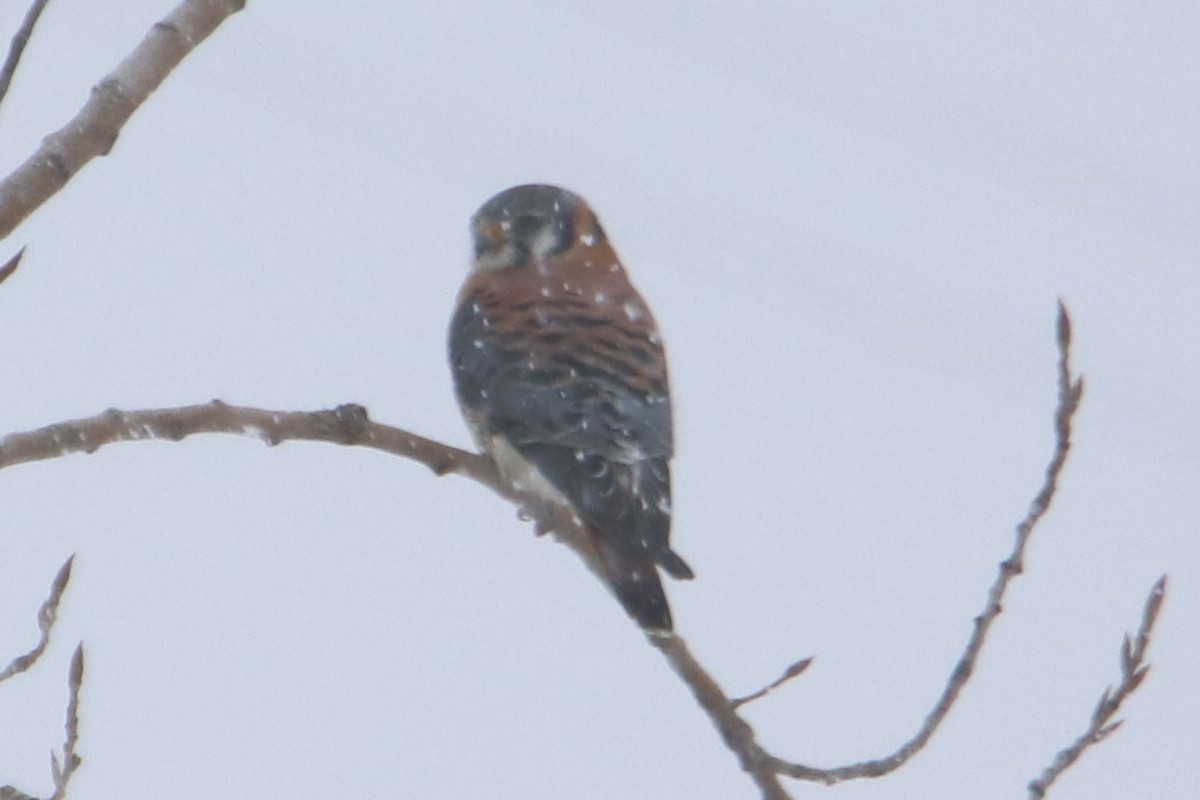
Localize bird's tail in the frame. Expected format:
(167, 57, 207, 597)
(658, 548, 695, 581)
(603, 545, 675, 632)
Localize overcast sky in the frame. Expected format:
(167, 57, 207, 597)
(0, 2, 1196, 799)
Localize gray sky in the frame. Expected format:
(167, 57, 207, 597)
(1, 2, 1196, 798)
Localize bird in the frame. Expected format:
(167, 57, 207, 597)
(448, 184, 693, 631)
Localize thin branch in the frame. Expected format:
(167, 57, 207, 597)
(0, 561, 80, 800)
(0, 401, 482, 478)
(733, 300, 1084, 785)
(731, 657, 814, 709)
(0, 0, 52, 115)
(649, 634, 793, 800)
(0, 0, 245, 242)
(645, 304, 1088, 795)
(0, 555, 74, 684)
(47, 644, 85, 800)
(0, 246, 23, 285)
(1027, 576, 1167, 798)
(0, 401, 617, 584)
(0, 307, 1119, 799)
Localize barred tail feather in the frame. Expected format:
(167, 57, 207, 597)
(604, 546, 674, 631)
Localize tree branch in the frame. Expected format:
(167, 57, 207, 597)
(731, 657, 814, 709)
(0, 559, 82, 800)
(0, 0, 245, 242)
(1027, 575, 1167, 798)
(0, 400, 481, 478)
(47, 644, 85, 800)
(0, 0, 52, 115)
(0, 247, 22, 285)
(646, 303, 1090, 795)
(0, 401, 612, 587)
(0, 555, 74, 684)
(758, 300, 1087, 785)
(0, 307, 1151, 799)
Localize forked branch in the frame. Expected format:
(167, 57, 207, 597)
(0, 555, 74, 684)
(1027, 575, 1167, 798)
(646, 303, 1144, 799)
(0, 307, 1161, 799)
(0, 559, 84, 800)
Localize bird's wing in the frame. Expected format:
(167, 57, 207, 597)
(448, 282, 673, 460)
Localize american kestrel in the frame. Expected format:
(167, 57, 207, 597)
(449, 184, 693, 631)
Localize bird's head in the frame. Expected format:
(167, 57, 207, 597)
(470, 184, 607, 272)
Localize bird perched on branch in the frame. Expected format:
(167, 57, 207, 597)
(448, 184, 693, 631)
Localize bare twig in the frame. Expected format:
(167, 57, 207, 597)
(725, 300, 1083, 787)
(0, 308, 1134, 799)
(0, 401, 621, 582)
(0, 555, 74, 683)
(1027, 576, 1167, 798)
(649, 634, 793, 800)
(47, 644, 85, 800)
(731, 657, 814, 709)
(0, 0, 245, 241)
(0, 246, 22, 285)
(0, 0, 52, 115)
(0, 561, 79, 800)
(645, 305, 1089, 796)
(0, 401, 486, 480)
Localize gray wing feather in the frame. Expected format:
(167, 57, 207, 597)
(449, 297, 672, 459)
